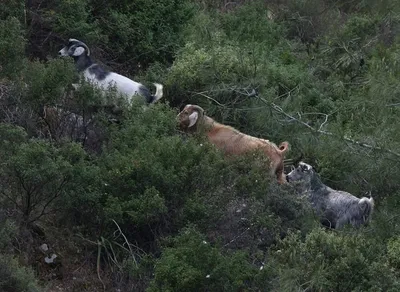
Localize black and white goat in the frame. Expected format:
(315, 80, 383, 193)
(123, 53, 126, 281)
(287, 162, 374, 229)
(58, 38, 163, 105)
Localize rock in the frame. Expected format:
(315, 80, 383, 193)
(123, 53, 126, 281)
(45, 253, 57, 264)
(40, 243, 49, 252)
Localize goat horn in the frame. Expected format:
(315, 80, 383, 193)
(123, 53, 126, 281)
(69, 38, 91, 56)
(189, 105, 205, 114)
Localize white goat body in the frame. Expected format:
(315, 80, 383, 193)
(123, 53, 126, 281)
(59, 38, 163, 105)
(82, 69, 157, 102)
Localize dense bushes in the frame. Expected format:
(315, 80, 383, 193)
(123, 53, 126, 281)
(1, 0, 400, 291)
(0, 255, 41, 292)
(0, 219, 40, 292)
(0, 17, 25, 78)
(264, 228, 400, 291)
(166, 0, 400, 194)
(0, 124, 93, 223)
(61, 103, 311, 245)
(23, 0, 195, 75)
(149, 227, 255, 291)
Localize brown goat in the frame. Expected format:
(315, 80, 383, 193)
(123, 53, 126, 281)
(177, 104, 289, 184)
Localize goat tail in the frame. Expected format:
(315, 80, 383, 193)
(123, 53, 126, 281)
(278, 141, 289, 155)
(359, 196, 374, 219)
(151, 83, 163, 103)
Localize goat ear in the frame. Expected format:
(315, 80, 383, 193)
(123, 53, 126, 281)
(188, 111, 199, 128)
(300, 163, 311, 172)
(72, 46, 85, 56)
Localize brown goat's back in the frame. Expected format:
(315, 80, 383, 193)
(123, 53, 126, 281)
(206, 121, 288, 183)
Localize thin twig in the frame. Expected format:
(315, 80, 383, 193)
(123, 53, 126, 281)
(0, 190, 23, 212)
(258, 97, 400, 158)
(319, 114, 329, 131)
(112, 220, 138, 268)
(223, 227, 250, 247)
(97, 241, 106, 292)
(190, 91, 227, 107)
(28, 177, 69, 223)
(386, 103, 400, 107)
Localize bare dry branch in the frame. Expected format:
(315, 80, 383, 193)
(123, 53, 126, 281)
(190, 91, 228, 107)
(0, 190, 23, 212)
(386, 103, 400, 107)
(112, 219, 139, 268)
(257, 96, 400, 158)
(97, 241, 106, 292)
(192, 88, 400, 158)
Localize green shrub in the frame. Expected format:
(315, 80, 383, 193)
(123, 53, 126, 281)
(43, 0, 102, 43)
(148, 227, 255, 292)
(1, 1, 400, 291)
(319, 15, 378, 78)
(0, 123, 28, 159)
(0, 254, 40, 292)
(0, 17, 26, 78)
(96, 0, 195, 68)
(0, 219, 17, 253)
(0, 219, 40, 291)
(0, 0, 25, 21)
(91, 104, 225, 230)
(277, 0, 340, 45)
(62, 102, 312, 252)
(263, 228, 400, 291)
(220, 1, 283, 46)
(387, 237, 400, 270)
(0, 132, 91, 222)
(22, 58, 76, 107)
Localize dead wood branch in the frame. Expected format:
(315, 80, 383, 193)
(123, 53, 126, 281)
(257, 96, 400, 158)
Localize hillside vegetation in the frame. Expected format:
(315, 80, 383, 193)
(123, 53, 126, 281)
(1, 0, 400, 291)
